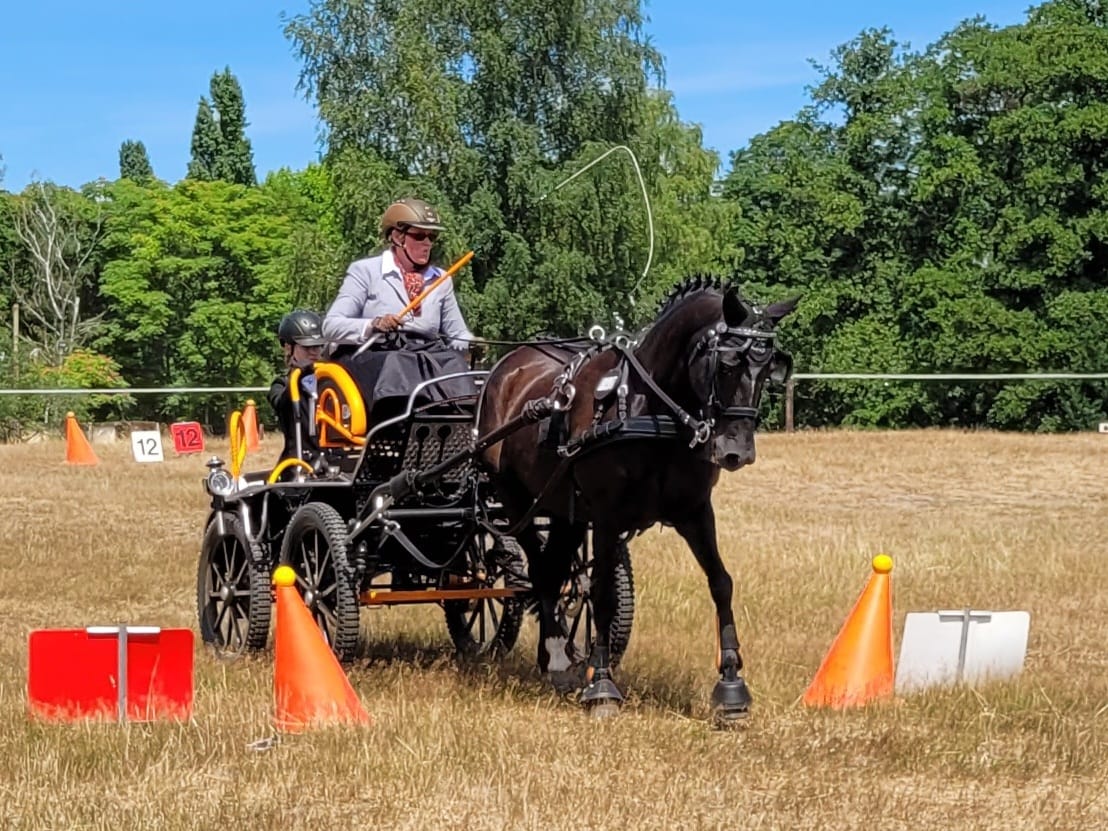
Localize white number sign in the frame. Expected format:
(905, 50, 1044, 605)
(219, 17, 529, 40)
(130, 430, 165, 463)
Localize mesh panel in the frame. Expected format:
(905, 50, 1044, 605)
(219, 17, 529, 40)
(354, 417, 474, 487)
(402, 420, 474, 484)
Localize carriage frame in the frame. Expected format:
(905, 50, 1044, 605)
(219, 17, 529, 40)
(196, 362, 635, 667)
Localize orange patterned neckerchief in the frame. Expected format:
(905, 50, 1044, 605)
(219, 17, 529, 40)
(403, 271, 424, 316)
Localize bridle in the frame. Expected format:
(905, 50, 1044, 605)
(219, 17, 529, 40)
(582, 316, 787, 449)
(693, 321, 782, 425)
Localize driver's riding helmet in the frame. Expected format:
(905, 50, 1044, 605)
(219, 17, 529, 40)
(277, 309, 326, 347)
(379, 197, 445, 239)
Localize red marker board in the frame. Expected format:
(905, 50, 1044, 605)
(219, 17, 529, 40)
(170, 421, 205, 455)
(28, 627, 193, 722)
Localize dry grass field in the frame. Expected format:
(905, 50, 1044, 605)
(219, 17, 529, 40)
(0, 430, 1105, 830)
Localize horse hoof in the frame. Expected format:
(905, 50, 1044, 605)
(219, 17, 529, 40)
(580, 678, 624, 709)
(587, 700, 622, 720)
(709, 678, 753, 713)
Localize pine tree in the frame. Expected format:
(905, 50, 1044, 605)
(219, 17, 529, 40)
(210, 68, 257, 186)
(187, 98, 221, 181)
(118, 140, 154, 183)
(186, 68, 257, 186)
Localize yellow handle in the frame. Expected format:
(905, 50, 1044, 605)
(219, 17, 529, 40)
(266, 458, 315, 484)
(397, 250, 474, 319)
(289, 368, 302, 404)
(228, 410, 247, 479)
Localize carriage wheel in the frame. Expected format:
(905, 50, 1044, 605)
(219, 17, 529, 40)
(196, 512, 272, 656)
(559, 538, 635, 669)
(444, 535, 528, 659)
(279, 502, 361, 664)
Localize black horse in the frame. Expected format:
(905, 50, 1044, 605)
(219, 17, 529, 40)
(477, 277, 797, 723)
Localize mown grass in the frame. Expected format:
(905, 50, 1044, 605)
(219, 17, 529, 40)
(0, 430, 1105, 829)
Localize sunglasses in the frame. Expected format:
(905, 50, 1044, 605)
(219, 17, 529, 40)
(404, 229, 438, 242)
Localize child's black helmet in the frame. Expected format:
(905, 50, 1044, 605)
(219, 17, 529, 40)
(277, 310, 326, 347)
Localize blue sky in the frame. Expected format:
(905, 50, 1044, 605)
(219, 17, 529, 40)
(0, 0, 1035, 192)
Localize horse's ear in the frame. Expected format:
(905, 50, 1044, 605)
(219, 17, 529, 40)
(763, 295, 800, 325)
(722, 287, 752, 327)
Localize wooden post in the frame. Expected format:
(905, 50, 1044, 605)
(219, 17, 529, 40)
(785, 378, 795, 433)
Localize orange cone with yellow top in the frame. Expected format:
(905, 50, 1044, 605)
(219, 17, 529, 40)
(802, 554, 895, 709)
(241, 399, 261, 453)
(64, 412, 99, 465)
(272, 566, 371, 732)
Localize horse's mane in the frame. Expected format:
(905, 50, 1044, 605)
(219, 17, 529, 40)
(654, 274, 733, 320)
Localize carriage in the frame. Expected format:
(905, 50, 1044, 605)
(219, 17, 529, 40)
(195, 345, 635, 668)
(198, 278, 795, 723)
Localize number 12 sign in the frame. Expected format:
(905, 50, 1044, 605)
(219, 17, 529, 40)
(170, 421, 205, 454)
(130, 430, 164, 463)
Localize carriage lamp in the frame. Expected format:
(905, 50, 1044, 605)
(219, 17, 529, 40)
(204, 456, 236, 498)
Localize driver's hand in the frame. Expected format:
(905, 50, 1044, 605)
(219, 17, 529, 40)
(373, 314, 402, 332)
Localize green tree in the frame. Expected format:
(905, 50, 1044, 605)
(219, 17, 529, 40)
(118, 140, 155, 183)
(187, 98, 221, 182)
(724, 30, 930, 427)
(902, 2, 1108, 428)
(723, 1, 1108, 430)
(210, 68, 257, 186)
(262, 164, 346, 311)
(285, 0, 729, 339)
(187, 69, 256, 186)
(97, 179, 292, 422)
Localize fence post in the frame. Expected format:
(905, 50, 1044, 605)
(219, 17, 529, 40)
(785, 378, 795, 433)
(12, 303, 18, 381)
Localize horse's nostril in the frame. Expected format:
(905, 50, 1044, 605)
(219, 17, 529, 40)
(724, 453, 743, 470)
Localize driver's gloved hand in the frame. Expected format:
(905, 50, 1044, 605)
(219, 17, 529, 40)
(372, 314, 402, 332)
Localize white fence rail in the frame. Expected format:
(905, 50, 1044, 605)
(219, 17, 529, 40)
(2, 373, 1106, 398)
(2, 374, 1106, 433)
(0, 386, 268, 395)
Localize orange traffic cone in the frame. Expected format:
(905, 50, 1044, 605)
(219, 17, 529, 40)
(242, 399, 260, 453)
(272, 566, 371, 732)
(802, 554, 895, 709)
(64, 412, 99, 466)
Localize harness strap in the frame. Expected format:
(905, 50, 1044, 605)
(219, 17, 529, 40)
(563, 414, 680, 457)
(611, 344, 711, 446)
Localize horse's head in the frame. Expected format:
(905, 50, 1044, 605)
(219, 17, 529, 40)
(689, 287, 797, 471)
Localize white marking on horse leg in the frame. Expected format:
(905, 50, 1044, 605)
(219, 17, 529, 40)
(544, 636, 571, 673)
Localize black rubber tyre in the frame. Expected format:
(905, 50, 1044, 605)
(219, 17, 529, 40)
(197, 512, 272, 656)
(279, 502, 361, 664)
(559, 539, 635, 669)
(444, 534, 528, 659)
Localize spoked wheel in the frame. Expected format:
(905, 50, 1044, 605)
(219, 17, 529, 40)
(558, 538, 635, 669)
(444, 534, 529, 659)
(279, 502, 361, 664)
(196, 512, 272, 657)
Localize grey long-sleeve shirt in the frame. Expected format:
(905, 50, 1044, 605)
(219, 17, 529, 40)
(322, 249, 474, 349)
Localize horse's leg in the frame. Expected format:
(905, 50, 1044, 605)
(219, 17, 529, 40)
(524, 518, 580, 688)
(580, 523, 624, 718)
(673, 501, 752, 726)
